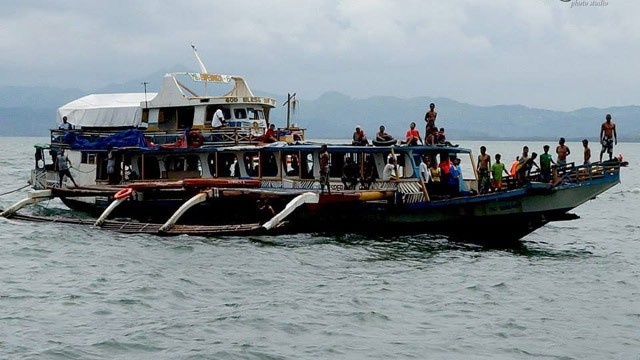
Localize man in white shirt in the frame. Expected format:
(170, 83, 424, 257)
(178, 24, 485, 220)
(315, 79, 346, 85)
(58, 116, 73, 130)
(212, 108, 226, 128)
(418, 155, 431, 183)
(382, 157, 397, 181)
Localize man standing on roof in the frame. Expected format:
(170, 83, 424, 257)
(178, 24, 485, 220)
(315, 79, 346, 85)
(212, 108, 226, 128)
(599, 114, 617, 162)
(58, 116, 73, 130)
(424, 102, 437, 140)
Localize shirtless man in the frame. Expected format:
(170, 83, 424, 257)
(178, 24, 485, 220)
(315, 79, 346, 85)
(556, 137, 570, 167)
(477, 146, 491, 194)
(424, 102, 437, 139)
(599, 114, 617, 162)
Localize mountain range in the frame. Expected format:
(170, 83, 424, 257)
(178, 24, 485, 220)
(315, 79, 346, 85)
(1, 67, 638, 141)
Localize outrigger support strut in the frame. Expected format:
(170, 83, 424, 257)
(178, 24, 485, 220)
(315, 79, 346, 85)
(1, 190, 53, 218)
(262, 192, 319, 231)
(159, 190, 211, 233)
(94, 197, 128, 227)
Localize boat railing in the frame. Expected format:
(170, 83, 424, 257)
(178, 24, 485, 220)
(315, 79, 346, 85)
(50, 127, 260, 148)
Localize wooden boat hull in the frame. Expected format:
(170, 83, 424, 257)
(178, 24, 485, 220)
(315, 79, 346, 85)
(50, 170, 618, 241)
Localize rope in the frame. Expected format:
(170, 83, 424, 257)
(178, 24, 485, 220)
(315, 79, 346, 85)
(70, 166, 95, 174)
(0, 184, 30, 197)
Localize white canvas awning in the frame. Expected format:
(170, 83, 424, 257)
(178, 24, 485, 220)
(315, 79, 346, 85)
(57, 93, 157, 128)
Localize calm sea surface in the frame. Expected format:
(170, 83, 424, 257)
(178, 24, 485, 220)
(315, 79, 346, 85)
(1, 137, 639, 359)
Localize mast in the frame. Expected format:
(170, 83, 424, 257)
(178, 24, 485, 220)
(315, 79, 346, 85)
(283, 92, 297, 128)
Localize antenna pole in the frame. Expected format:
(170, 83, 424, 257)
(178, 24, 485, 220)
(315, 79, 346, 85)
(141, 82, 149, 108)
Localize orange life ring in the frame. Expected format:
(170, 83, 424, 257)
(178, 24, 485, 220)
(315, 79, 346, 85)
(114, 187, 133, 200)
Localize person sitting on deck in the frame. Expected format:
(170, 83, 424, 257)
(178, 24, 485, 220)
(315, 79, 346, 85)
(382, 156, 397, 181)
(261, 124, 278, 143)
(403, 122, 423, 146)
(212, 108, 226, 128)
(341, 156, 360, 190)
(360, 155, 376, 189)
(375, 125, 395, 143)
(352, 126, 369, 146)
(434, 128, 458, 147)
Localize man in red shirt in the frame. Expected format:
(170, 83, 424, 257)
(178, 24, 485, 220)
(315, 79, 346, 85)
(262, 124, 277, 143)
(404, 122, 423, 146)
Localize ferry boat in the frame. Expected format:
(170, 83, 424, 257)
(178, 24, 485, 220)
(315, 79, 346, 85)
(1, 57, 625, 241)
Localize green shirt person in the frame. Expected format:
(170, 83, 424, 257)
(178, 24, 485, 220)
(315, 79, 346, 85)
(490, 154, 510, 191)
(539, 145, 555, 183)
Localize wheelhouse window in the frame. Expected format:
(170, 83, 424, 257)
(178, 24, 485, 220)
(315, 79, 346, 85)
(233, 108, 247, 120)
(206, 106, 231, 126)
(248, 108, 264, 120)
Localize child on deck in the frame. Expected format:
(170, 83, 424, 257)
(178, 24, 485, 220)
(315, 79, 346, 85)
(582, 139, 591, 165)
(539, 145, 555, 183)
(491, 154, 510, 191)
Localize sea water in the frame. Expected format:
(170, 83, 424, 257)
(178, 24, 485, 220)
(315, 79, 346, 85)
(1, 137, 639, 359)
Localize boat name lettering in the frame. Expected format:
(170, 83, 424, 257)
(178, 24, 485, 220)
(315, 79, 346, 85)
(225, 97, 276, 105)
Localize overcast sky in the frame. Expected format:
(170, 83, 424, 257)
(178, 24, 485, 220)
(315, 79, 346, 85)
(1, 0, 637, 111)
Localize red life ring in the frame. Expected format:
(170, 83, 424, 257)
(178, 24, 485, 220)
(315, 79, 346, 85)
(189, 131, 204, 148)
(114, 187, 133, 200)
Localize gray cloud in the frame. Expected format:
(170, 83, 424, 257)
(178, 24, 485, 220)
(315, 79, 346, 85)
(0, 0, 637, 110)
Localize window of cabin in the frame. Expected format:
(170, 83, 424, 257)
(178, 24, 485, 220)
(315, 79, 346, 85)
(282, 152, 301, 178)
(362, 154, 378, 181)
(164, 155, 201, 178)
(176, 107, 195, 129)
(260, 152, 279, 177)
(301, 152, 315, 179)
(158, 108, 176, 131)
(138, 156, 161, 180)
(207, 154, 217, 177)
(217, 153, 238, 177)
(329, 152, 348, 178)
(243, 152, 259, 177)
(233, 108, 247, 120)
(385, 152, 405, 178)
(81, 152, 97, 165)
(205, 106, 231, 126)
(142, 109, 149, 124)
(248, 108, 264, 120)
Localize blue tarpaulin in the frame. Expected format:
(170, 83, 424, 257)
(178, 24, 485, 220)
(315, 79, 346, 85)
(65, 129, 152, 150)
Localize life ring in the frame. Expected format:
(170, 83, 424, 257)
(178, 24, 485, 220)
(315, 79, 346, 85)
(114, 187, 133, 200)
(189, 130, 204, 148)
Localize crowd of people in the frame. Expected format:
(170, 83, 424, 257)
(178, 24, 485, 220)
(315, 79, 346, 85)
(470, 113, 619, 193)
(351, 102, 455, 148)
